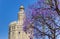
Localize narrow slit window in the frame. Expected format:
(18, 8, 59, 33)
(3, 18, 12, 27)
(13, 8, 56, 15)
(19, 32, 20, 34)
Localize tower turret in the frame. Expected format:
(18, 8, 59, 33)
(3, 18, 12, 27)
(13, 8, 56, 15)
(18, 6, 25, 25)
(18, 6, 25, 20)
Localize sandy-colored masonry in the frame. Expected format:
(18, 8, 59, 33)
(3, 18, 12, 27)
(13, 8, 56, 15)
(9, 6, 30, 39)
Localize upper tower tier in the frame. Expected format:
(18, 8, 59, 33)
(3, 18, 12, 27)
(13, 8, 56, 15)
(18, 6, 25, 25)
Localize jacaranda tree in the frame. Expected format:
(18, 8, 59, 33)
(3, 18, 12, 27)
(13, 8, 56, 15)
(24, 0, 60, 39)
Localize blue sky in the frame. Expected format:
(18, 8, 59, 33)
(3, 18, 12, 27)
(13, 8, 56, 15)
(0, 0, 37, 39)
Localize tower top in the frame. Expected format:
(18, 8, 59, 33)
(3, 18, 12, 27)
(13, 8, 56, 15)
(18, 5, 25, 21)
(20, 5, 24, 10)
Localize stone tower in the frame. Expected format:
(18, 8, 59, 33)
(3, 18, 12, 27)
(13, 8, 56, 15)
(9, 6, 30, 39)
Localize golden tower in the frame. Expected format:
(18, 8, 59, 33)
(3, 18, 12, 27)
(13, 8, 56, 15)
(9, 6, 30, 39)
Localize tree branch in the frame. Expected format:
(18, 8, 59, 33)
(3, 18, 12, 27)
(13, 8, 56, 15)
(54, 0, 60, 15)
